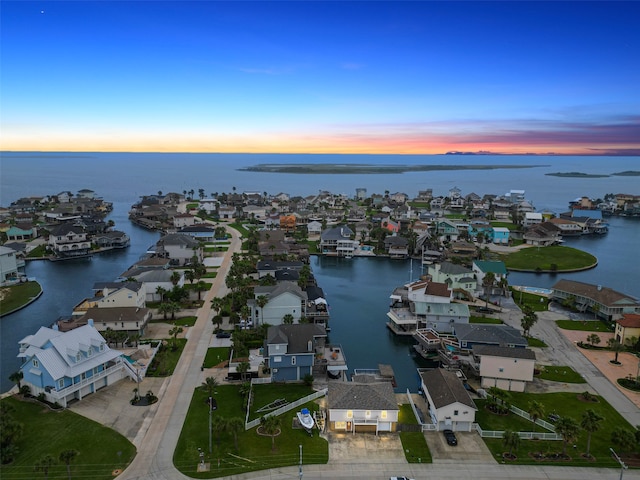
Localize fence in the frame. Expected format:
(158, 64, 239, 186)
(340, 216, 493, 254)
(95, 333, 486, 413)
(405, 388, 438, 432)
(473, 423, 562, 440)
(509, 404, 557, 431)
(245, 388, 327, 430)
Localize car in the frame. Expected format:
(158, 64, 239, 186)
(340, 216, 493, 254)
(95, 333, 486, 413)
(389, 477, 415, 480)
(443, 429, 458, 446)
(215, 331, 231, 338)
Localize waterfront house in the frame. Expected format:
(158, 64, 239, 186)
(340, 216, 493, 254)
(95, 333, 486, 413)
(57, 306, 152, 336)
(327, 381, 398, 434)
(614, 314, 640, 346)
(173, 213, 196, 229)
(48, 223, 91, 259)
(257, 260, 304, 278)
(383, 235, 409, 259)
(432, 219, 459, 242)
(0, 245, 20, 284)
(94, 230, 131, 249)
(17, 323, 133, 408)
(548, 217, 583, 236)
(472, 260, 507, 294)
(452, 323, 528, 349)
(552, 279, 640, 320)
(419, 368, 477, 432)
(320, 225, 358, 257)
(177, 225, 216, 242)
(472, 345, 536, 392)
(126, 268, 177, 302)
(77, 282, 147, 311)
(492, 227, 510, 245)
(307, 220, 323, 236)
(427, 262, 476, 300)
(249, 283, 307, 325)
(6, 224, 38, 241)
(522, 222, 561, 246)
(155, 233, 203, 265)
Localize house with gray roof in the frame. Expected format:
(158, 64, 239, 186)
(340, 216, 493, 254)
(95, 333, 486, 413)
(452, 323, 528, 349)
(552, 279, 640, 320)
(472, 345, 536, 392)
(327, 381, 399, 434)
(17, 323, 134, 407)
(419, 368, 477, 432)
(155, 233, 203, 265)
(320, 225, 358, 257)
(249, 283, 308, 325)
(265, 324, 329, 382)
(427, 262, 476, 299)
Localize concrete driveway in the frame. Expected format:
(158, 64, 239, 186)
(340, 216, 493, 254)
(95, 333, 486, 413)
(327, 432, 407, 465)
(425, 430, 496, 464)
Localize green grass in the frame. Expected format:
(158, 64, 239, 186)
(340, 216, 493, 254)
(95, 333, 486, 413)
(174, 385, 328, 478)
(470, 316, 503, 324)
(503, 246, 596, 272)
(511, 288, 550, 312)
(25, 245, 47, 258)
(476, 392, 632, 467)
(249, 384, 315, 422)
(205, 246, 229, 252)
(228, 222, 251, 238)
(527, 337, 548, 348)
(149, 316, 197, 327)
(0, 281, 42, 315)
(146, 339, 187, 376)
(535, 366, 586, 383)
(398, 404, 432, 463)
(203, 272, 218, 278)
(0, 396, 136, 480)
(407, 201, 430, 208)
(555, 320, 612, 332)
(203, 347, 231, 368)
(490, 221, 518, 230)
(304, 240, 319, 254)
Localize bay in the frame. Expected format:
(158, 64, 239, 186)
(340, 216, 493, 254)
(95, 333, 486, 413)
(1, 152, 639, 392)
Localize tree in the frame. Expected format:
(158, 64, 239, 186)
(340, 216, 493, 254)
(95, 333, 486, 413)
(0, 402, 23, 464)
(260, 415, 281, 451)
(34, 454, 56, 479)
(211, 415, 226, 447)
(195, 281, 209, 301)
(155, 286, 168, 303)
(487, 386, 510, 414)
(581, 409, 604, 458)
(201, 376, 218, 398)
(170, 271, 181, 286)
(482, 271, 496, 309)
(586, 333, 601, 347)
(554, 416, 580, 456)
(607, 338, 624, 363)
(521, 309, 538, 338)
(527, 400, 545, 432)
(502, 430, 520, 458)
(236, 361, 250, 381)
(226, 417, 244, 451)
(211, 297, 224, 315)
(611, 427, 637, 453)
(185, 270, 196, 285)
(168, 326, 183, 349)
(59, 449, 78, 480)
(282, 313, 294, 324)
(8, 371, 23, 390)
(158, 302, 173, 320)
(256, 295, 269, 325)
(592, 303, 600, 320)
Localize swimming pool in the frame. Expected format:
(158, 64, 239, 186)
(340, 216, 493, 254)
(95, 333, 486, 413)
(519, 286, 553, 296)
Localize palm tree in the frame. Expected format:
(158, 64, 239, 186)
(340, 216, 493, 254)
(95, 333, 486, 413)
(282, 313, 294, 324)
(34, 454, 56, 479)
(482, 271, 496, 309)
(581, 409, 604, 458)
(521, 309, 538, 338)
(211, 297, 224, 315)
(195, 281, 209, 301)
(527, 400, 545, 432)
(168, 326, 183, 349)
(502, 430, 520, 458)
(185, 270, 196, 285)
(59, 449, 78, 480)
(260, 415, 281, 451)
(9, 371, 23, 390)
(211, 415, 227, 447)
(201, 376, 218, 398)
(256, 295, 269, 325)
(607, 338, 624, 363)
(554, 416, 580, 456)
(226, 417, 245, 451)
(155, 286, 168, 303)
(236, 361, 250, 382)
(170, 271, 181, 286)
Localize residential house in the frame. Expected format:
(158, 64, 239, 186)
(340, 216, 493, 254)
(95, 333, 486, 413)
(432, 219, 459, 242)
(173, 213, 196, 229)
(452, 323, 528, 349)
(307, 220, 323, 236)
(250, 283, 308, 325)
(355, 188, 367, 201)
(155, 233, 203, 265)
(243, 205, 267, 220)
(328, 381, 398, 434)
(256, 260, 304, 279)
(552, 279, 640, 320)
(6, 224, 37, 241)
(127, 268, 177, 302)
(523, 212, 543, 228)
(0, 245, 21, 284)
(472, 260, 507, 294)
(76, 189, 96, 200)
(427, 262, 476, 300)
(522, 222, 561, 246)
(218, 205, 236, 220)
(548, 217, 583, 236)
(320, 225, 358, 257)
(280, 215, 297, 233)
(73, 282, 146, 314)
(472, 345, 536, 392)
(492, 227, 510, 245)
(57, 307, 152, 336)
(48, 224, 92, 259)
(390, 192, 409, 204)
(17, 323, 133, 408)
(383, 235, 409, 259)
(419, 368, 477, 432)
(178, 225, 216, 242)
(94, 230, 131, 249)
(615, 314, 640, 346)
(199, 198, 219, 214)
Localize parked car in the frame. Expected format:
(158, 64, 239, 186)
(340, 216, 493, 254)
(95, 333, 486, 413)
(216, 331, 231, 338)
(389, 477, 414, 480)
(443, 429, 458, 446)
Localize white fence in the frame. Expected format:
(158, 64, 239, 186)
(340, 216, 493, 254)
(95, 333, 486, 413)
(473, 423, 562, 440)
(245, 388, 327, 430)
(405, 388, 437, 432)
(509, 404, 557, 431)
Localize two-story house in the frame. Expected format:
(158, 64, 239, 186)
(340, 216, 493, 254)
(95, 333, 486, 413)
(552, 279, 640, 320)
(419, 368, 477, 432)
(48, 224, 91, 259)
(155, 233, 203, 265)
(472, 345, 536, 392)
(320, 225, 358, 257)
(249, 283, 308, 325)
(265, 324, 330, 382)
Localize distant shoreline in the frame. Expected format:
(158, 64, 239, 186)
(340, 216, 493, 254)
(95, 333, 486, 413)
(239, 163, 549, 174)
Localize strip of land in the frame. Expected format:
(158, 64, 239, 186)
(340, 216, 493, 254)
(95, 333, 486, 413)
(239, 163, 548, 174)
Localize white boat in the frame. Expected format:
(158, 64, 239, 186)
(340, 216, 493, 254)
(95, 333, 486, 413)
(297, 408, 314, 430)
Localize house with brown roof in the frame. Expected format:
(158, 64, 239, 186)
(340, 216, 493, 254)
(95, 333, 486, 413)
(327, 381, 399, 434)
(552, 279, 640, 320)
(615, 313, 640, 346)
(419, 368, 477, 432)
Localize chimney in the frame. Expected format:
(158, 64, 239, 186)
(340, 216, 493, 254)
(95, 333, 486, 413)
(88, 318, 94, 327)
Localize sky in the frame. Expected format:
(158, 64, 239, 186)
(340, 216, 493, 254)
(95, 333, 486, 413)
(1, 1, 639, 155)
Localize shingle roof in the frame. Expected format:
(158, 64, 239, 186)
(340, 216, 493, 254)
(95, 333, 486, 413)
(266, 324, 326, 353)
(453, 323, 528, 347)
(328, 381, 398, 410)
(438, 262, 473, 276)
(553, 280, 639, 307)
(472, 345, 536, 360)
(420, 368, 476, 410)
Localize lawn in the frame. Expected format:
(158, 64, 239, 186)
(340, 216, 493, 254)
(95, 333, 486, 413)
(0, 396, 136, 480)
(511, 288, 550, 312)
(25, 244, 47, 258)
(203, 272, 218, 278)
(205, 246, 228, 252)
(470, 316, 503, 324)
(556, 320, 612, 332)
(249, 384, 315, 422)
(398, 404, 432, 463)
(476, 392, 633, 467)
(527, 337, 548, 348)
(203, 347, 231, 368)
(0, 281, 42, 315)
(149, 316, 197, 327)
(228, 222, 251, 238)
(146, 339, 187, 376)
(503, 245, 596, 272)
(173, 385, 328, 478)
(535, 366, 586, 383)
(490, 221, 518, 230)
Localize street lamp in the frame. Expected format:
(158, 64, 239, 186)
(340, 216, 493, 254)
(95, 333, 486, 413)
(610, 447, 628, 480)
(298, 444, 303, 479)
(209, 396, 213, 454)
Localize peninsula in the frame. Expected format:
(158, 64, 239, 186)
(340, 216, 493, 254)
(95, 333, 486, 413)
(239, 163, 548, 174)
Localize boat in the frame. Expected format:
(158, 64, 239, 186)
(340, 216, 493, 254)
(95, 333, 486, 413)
(297, 408, 314, 431)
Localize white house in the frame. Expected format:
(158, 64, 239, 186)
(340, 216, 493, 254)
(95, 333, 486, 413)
(472, 345, 536, 392)
(328, 381, 399, 434)
(419, 368, 477, 432)
(156, 233, 203, 265)
(249, 283, 307, 325)
(0, 245, 20, 284)
(523, 212, 543, 228)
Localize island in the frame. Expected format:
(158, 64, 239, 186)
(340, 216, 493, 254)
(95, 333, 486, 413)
(545, 172, 610, 178)
(611, 170, 640, 176)
(239, 163, 549, 174)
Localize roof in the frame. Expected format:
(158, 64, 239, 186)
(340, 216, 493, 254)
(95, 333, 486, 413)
(257, 260, 304, 270)
(157, 233, 201, 247)
(552, 279, 639, 307)
(419, 369, 476, 410)
(266, 324, 327, 353)
(254, 282, 307, 301)
(328, 381, 398, 411)
(472, 345, 536, 360)
(617, 313, 640, 328)
(436, 262, 473, 276)
(305, 286, 325, 301)
(93, 281, 143, 293)
(413, 302, 470, 317)
(453, 323, 528, 347)
(473, 260, 507, 275)
(425, 281, 451, 298)
(79, 307, 151, 324)
(321, 225, 354, 240)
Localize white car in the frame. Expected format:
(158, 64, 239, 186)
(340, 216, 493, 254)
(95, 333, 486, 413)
(389, 477, 415, 480)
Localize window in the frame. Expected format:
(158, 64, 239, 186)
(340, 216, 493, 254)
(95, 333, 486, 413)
(347, 410, 353, 418)
(33, 359, 39, 368)
(454, 410, 459, 416)
(334, 421, 347, 430)
(58, 379, 64, 389)
(499, 368, 504, 372)
(88, 347, 93, 356)
(76, 353, 82, 362)
(291, 356, 296, 365)
(381, 410, 387, 419)
(273, 356, 282, 363)
(365, 410, 371, 418)
(100, 343, 105, 351)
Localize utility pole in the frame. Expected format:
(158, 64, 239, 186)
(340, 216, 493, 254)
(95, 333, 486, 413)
(610, 447, 628, 480)
(298, 444, 303, 479)
(209, 396, 212, 454)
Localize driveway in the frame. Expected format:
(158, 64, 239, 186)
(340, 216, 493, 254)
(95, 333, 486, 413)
(425, 430, 496, 464)
(327, 432, 407, 465)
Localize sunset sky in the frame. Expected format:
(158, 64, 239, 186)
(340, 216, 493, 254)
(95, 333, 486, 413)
(1, 1, 639, 155)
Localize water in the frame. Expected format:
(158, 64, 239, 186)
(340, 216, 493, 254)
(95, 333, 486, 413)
(1, 152, 639, 392)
